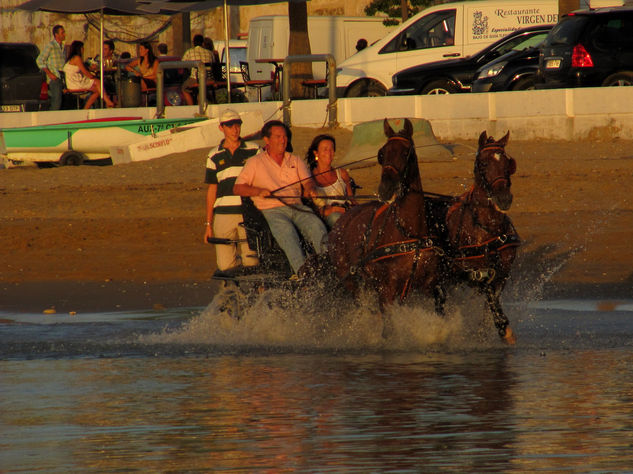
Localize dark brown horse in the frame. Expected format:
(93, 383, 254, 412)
(327, 118, 443, 324)
(443, 131, 520, 344)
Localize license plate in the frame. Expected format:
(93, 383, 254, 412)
(545, 59, 561, 69)
(0, 104, 23, 112)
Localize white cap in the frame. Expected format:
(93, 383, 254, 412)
(219, 109, 242, 125)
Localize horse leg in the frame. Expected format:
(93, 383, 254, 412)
(433, 284, 446, 316)
(378, 286, 398, 339)
(484, 285, 516, 345)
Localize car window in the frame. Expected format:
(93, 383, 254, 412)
(0, 46, 40, 76)
(589, 16, 633, 51)
(380, 10, 456, 54)
(511, 32, 548, 51)
(479, 31, 547, 64)
(544, 16, 588, 46)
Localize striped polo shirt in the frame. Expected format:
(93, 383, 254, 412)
(205, 139, 260, 215)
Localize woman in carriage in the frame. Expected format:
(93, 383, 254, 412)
(305, 134, 357, 229)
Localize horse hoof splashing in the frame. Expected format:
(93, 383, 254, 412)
(327, 120, 520, 345)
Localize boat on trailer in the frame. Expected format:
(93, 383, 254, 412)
(0, 116, 205, 166)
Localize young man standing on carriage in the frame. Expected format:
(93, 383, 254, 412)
(233, 120, 328, 278)
(204, 109, 260, 275)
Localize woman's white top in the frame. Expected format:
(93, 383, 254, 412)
(315, 169, 347, 205)
(63, 62, 94, 90)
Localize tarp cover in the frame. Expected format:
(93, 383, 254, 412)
(338, 118, 454, 169)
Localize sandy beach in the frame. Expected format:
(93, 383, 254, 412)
(1, 125, 632, 313)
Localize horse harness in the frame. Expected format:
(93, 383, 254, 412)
(447, 187, 521, 283)
(348, 198, 442, 302)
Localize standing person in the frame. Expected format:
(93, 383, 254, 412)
(205, 109, 260, 274)
(306, 134, 356, 228)
(63, 40, 115, 109)
(234, 120, 328, 277)
(36, 24, 65, 111)
(125, 42, 159, 91)
(181, 34, 214, 106)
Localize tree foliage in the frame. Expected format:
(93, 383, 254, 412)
(364, 0, 436, 25)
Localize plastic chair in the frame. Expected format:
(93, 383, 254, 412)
(239, 61, 273, 102)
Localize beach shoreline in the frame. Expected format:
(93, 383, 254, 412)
(2, 127, 632, 314)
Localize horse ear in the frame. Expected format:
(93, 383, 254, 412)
(403, 118, 414, 139)
(384, 118, 395, 138)
(478, 131, 488, 149)
(498, 130, 510, 147)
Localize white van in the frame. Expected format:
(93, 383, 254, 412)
(336, 0, 559, 97)
(246, 15, 394, 82)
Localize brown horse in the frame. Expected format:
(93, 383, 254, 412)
(327, 118, 443, 324)
(443, 131, 520, 344)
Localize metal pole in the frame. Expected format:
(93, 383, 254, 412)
(223, 0, 231, 103)
(100, 9, 104, 109)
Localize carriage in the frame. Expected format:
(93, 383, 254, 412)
(210, 119, 520, 344)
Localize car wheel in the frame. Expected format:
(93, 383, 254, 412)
(346, 80, 387, 97)
(602, 72, 633, 87)
(421, 80, 458, 95)
(511, 76, 536, 91)
(59, 151, 85, 166)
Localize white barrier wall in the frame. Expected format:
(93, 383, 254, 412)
(2, 87, 632, 141)
(290, 86, 633, 140)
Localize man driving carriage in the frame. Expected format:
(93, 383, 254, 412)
(233, 120, 328, 278)
(204, 109, 261, 275)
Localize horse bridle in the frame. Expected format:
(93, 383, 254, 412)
(378, 135, 416, 197)
(475, 144, 516, 198)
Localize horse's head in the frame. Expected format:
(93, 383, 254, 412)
(377, 118, 419, 201)
(474, 131, 516, 210)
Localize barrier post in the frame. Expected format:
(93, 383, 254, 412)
(282, 54, 337, 128)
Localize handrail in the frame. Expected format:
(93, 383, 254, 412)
(156, 60, 207, 118)
(282, 54, 337, 128)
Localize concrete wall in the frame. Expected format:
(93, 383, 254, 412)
(289, 87, 633, 140)
(2, 87, 633, 142)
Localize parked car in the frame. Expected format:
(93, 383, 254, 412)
(388, 25, 553, 95)
(0, 42, 48, 112)
(472, 28, 552, 92)
(538, 6, 633, 89)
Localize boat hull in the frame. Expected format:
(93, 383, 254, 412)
(1, 117, 205, 163)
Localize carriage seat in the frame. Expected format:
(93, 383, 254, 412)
(240, 197, 317, 277)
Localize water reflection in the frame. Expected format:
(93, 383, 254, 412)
(3, 302, 633, 471)
(2, 352, 522, 471)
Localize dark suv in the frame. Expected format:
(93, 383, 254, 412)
(0, 43, 48, 112)
(538, 7, 633, 88)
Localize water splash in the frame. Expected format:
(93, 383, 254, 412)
(143, 284, 504, 352)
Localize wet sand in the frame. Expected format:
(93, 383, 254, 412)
(1, 126, 632, 313)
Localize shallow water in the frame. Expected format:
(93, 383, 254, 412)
(2, 290, 633, 472)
